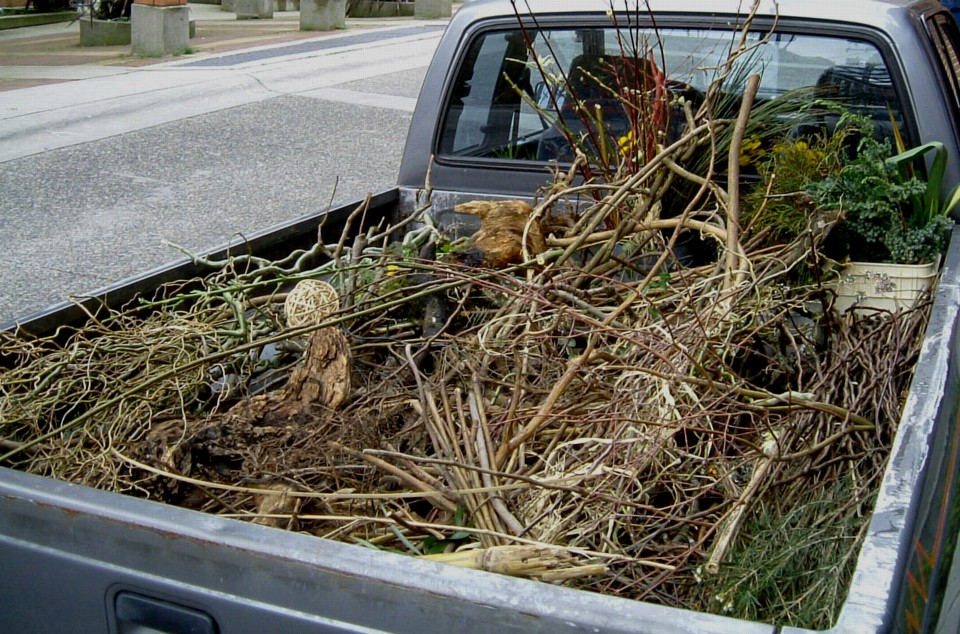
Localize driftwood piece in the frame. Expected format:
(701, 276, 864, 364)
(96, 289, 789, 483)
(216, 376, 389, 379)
(456, 200, 546, 268)
(263, 328, 350, 414)
(228, 333, 350, 427)
(228, 279, 351, 423)
(138, 281, 352, 499)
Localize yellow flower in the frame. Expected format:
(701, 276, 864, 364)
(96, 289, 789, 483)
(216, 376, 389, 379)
(739, 136, 764, 166)
(773, 139, 824, 165)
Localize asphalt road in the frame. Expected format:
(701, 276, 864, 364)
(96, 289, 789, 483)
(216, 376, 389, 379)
(0, 28, 439, 326)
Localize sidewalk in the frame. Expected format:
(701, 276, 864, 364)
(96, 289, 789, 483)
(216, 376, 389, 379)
(0, 3, 443, 91)
(0, 2, 449, 323)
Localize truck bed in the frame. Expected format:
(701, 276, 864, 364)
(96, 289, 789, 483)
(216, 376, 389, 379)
(5, 1, 960, 631)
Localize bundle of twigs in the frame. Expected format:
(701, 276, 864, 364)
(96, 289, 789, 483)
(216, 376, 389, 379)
(0, 69, 933, 634)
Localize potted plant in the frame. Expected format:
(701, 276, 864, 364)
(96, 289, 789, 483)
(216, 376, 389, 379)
(804, 112, 957, 312)
(755, 111, 960, 312)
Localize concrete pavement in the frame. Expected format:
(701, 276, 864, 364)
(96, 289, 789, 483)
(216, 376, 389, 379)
(0, 4, 428, 88)
(0, 4, 452, 325)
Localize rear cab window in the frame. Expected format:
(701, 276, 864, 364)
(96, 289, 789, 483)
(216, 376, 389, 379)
(437, 21, 909, 169)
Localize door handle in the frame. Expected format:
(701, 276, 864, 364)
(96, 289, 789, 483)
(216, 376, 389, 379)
(114, 591, 218, 634)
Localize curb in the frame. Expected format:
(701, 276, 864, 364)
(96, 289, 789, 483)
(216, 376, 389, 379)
(0, 10, 76, 31)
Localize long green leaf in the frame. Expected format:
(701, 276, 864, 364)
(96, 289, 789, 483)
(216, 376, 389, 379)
(886, 141, 949, 224)
(943, 183, 960, 218)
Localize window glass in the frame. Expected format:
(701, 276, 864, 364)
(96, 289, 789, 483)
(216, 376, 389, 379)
(437, 26, 904, 164)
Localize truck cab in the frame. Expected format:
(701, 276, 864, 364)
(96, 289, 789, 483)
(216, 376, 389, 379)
(401, 0, 960, 225)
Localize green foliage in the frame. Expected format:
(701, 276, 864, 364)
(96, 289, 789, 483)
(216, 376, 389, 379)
(700, 472, 873, 629)
(885, 215, 954, 265)
(92, 0, 130, 21)
(809, 112, 953, 264)
(421, 505, 472, 554)
(744, 130, 844, 245)
(888, 141, 960, 227)
(645, 270, 671, 291)
(436, 237, 470, 256)
(703, 84, 828, 177)
(744, 106, 954, 265)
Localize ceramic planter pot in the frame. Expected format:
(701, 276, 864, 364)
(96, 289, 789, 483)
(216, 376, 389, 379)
(834, 258, 941, 314)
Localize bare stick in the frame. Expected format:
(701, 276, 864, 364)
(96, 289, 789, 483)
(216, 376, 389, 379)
(706, 430, 784, 574)
(330, 441, 459, 514)
(723, 73, 761, 293)
(470, 382, 526, 536)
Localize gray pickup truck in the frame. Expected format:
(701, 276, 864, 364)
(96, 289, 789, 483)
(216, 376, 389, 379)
(3, 1, 960, 632)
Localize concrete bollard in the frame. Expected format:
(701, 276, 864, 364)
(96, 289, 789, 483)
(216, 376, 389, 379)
(414, 0, 450, 19)
(131, 1, 190, 56)
(235, 0, 273, 19)
(299, 0, 345, 31)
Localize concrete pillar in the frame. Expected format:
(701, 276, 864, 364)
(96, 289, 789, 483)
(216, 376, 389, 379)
(299, 0, 345, 31)
(131, 2, 190, 56)
(414, 0, 450, 19)
(235, 0, 272, 18)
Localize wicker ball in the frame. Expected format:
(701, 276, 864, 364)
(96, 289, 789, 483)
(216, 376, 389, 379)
(284, 279, 339, 328)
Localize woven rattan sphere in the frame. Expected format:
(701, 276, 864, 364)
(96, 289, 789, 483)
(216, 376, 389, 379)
(285, 279, 339, 328)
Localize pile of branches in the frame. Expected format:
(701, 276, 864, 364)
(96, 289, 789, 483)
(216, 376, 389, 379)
(0, 67, 933, 634)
